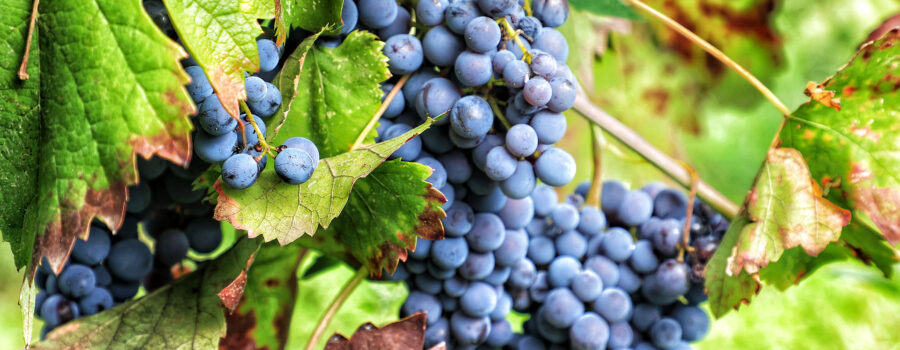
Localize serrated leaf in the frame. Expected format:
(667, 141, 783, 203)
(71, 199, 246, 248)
(780, 29, 900, 245)
(840, 216, 899, 276)
(705, 216, 761, 317)
(568, 0, 639, 20)
(222, 243, 304, 350)
(241, 0, 276, 19)
(299, 160, 445, 275)
(272, 30, 389, 157)
(269, 29, 325, 140)
(324, 313, 427, 350)
(33, 237, 260, 349)
(214, 119, 434, 244)
(163, 0, 264, 117)
(280, 0, 343, 40)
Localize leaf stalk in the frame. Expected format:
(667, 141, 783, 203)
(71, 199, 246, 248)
(351, 74, 411, 151)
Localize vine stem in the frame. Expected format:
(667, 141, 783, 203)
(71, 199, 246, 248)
(488, 97, 512, 130)
(585, 125, 604, 207)
(305, 267, 367, 350)
(240, 101, 277, 158)
(497, 18, 533, 63)
(623, 0, 791, 117)
(572, 92, 739, 219)
(17, 0, 39, 80)
(677, 162, 699, 262)
(350, 74, 411, 151)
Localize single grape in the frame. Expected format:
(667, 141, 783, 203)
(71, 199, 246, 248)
(358, 0, 398, 29)
(40, 295, 80, 328)
(584, 255, 619, 287)
(630, 240, 659, 273)
(467, 213, 506, 252)
(529, 110, 566, 144)
(71, 226, 111, 266)
(484, 146, 517, 181)
(137, 156, 167, 180)
(185, 66, 213, 103)
(523, 77, 552, 106)
(608, 322, 635, 349)
(531, 184, 558, 217)
(593, 287, 632, 323)
(416, 157, 448, 189)
(422, 25, 465, 68)
(527, 236, 556, 266)
(673, 305, 710, 341)
(92, 265, 112, 287)
(472, 133, 505, 170)
(437, 150, 472, 184)
(416, 0, 448, 26)
(502, 60, 530, 88)
(155, 229, 189, 267)
(445, 0, 483, 34)
(505, 100, 532, 125)
(492, 50, 516, 74)
(459, 251, 495, 280)
(570, 312, 610, 350)
(508, 258, 537, 289)
(653, 218, 683, 257)
(532, 0, 568, 27)
(554, 230, 587, 259)
(415, 273, 444, 294)
(476, 0, 517, 17)
(378, 6, 410, 39)
(426, 260, 455, 280)
(454, 51, 493, 87)
(443, 276, 469, 297)
(486, 319, 513, 346)
(464, 16, 502, 53)
(497, 197, 534, 229)
(654, 189, 689, 219)
(198, 95, 237, 136)
(450, 95, 493, 139)
(505, 124, 538, 157)
(450, 312, 492, 345)
(547, 255, 580, 287)
(530, 51, 557, 78)
(616, 264, 642, 293)
(650, 318, 683, 349)
(58, 264, 96, 299)
(431, 237, 469, 269)
(338, 0, 359, 35)
(403, 291, 442, 325)
(403, 70, 441, 106)
(380, 84, 406, 118)
(619, 190, 654, 227)
(448, 127, 486, 149)
(500, 161, 536, 199)
(194, 129, 237, 163)
(533, 27, 569, 63)
(443, 202, 475, 237)
(222, 153, 260, 189)
(185, 217, 223, 254)
(518, 16, 543, 38)
(248, 83, 282, 117)
(79, 288, 114, 316)
(416, 77, 461, 120)
(460, 282, 498, 317)
(602, 227, 636, 262)
(547, 76, 576, 112)
(420, 124, 454, 154)
(383, 34, 424, 75)
(542, 288, 584, 328)
(424, 317, 449, 348)
(282, 136, 321, 164)
(384, 123, 423, 161)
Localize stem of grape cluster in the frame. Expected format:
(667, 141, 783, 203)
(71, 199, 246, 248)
(623, 0, 790, 117)
(585, 125, 604, 207)
(305, 267, 367, 350)
(497, 18, 533, 63)
(488, 97, 513, 130)
(17, 0, 39, 80)
(523, 0, 533, 16)
(351, 74, 411, 151)
(240, 101, 277, 158)
(677, 162, 699, 262)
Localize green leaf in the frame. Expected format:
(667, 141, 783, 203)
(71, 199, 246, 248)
(840, 216, 898, 276)
(780, 29, 900, 245)
(272, 30, 389, 157)
(269, 29, 326, 140)
(241, 0, 276, 19)
(222, 243, 304, 350)
(214, 119, 434, 244)
(706, 148, 850, 316)
(280, 0, 343, 40)
(568, 0, 639, 20)
(163, 0, 264, 117)
(298, 160, 445, 275)
(33, 237, 260, 349)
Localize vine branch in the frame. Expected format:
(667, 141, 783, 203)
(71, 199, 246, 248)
(18, 0, 39, 80)
(351, 74, 411, 151)
(677, 161, 699, 262)
(305, 266, 367, 350)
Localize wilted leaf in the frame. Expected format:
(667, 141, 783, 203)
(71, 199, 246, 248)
(273, 31, 389, 157)
(299, 160, 445, 276)
(568, 0, 639, 20)
(214, 119, 434, 244)
(324, 313, 427, 350)
(33, 238, 260, 349)
(163, 0, 265, 117)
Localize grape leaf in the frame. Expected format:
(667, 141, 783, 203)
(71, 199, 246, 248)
(32, 237, 260, 349)
(299, 160, 446, 276)
(214, 119, 434, 244)
(278, 0, 344, 43)
(163, 0, 265, 118)
(272, 30, 389, 157)
(222, 243, 305, 350)
(241, 0, 276, 20)
(268, 28, 326, 140)
(568, 0, 639, 20)
(324, 313, 427, 350)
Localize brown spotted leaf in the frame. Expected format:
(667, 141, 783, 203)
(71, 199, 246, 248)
(804, 81, 841, 111)
(324, 313, 427, 350)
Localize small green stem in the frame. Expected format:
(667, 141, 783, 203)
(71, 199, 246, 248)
(488, 97, 512, 130)
(18, 0, 38, 80)
(240, 100, 277, 158)
(351, 74, 411, 151)
(305, 267, 367, 350)
(523, 0, 532, 16)
(497, 17, 533, 63)
(677, 161, 699, 262)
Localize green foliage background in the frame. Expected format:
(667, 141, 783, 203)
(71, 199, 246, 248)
(2, 0, 900, 349)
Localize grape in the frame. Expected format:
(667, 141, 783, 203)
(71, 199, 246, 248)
(415, 157, 447, 188)
(71, 226, 111, 265)
(532, 27, 569, 62)
(505, 124, 538, 157)
(416, 0, 448, 26)
(505, 102, 532, 126)
(92, 265, 112, 287)
(194, 129, 237, 163)
(472, 133, 505, 170)
(571, 270, 603, 302)
(547, 77, 576, 112)
(316, 36, 342, 48)
(248, 83, 282, 118)
(450, 95, 493, 139)
(459, 251, 495, 280)
(484, 146, 517, 181)
(380, 84, 406, 118)
(40, 295, 80, 328)
(79, 288, 113, 316)
(59, 264, 96, 298)
(427, 261, 455, 280)
(497, 197, 534, 229)
(616, 264, 642, 293)
(185, 66, 213, 103)
(155, 229, 189, 267)
(518, 16, 543, 38)
(358, 0, 398, 29)
(508, 258, 537, 289)
(584, 255, 619, 287)
(460, 282, 497, 317)
(404, 291, 442, 325)
(338, 0, 359, 35)
(530, 51, 557, 78)
(384, 34, 424, 75)
(523, 77, 552, 106)
(672, 305, 709, 341)
(445, 0, 482, 34)
(503, 37, 532, 60)
(485, 263, 512, 284)
(642, 259, 691, 305)
(542, 288, 583, 327)
(570, 312, 609, 350)
(619, 190, 654, 227)
(467, 213, 506, 252)
(464, 16, 502, 53)
(256, 39, 280, 73)
(492, 50, 516, 74)
(403, 70, 441, 106)
(527, 236, 556, 266)
(608, 322, 634, 349)
(416, 78, 461, 121)
(378, 6, 410, 39)
(652, 218, 683, 257)
(416, 273, 444, 294)
(630, 240, 659, 273)
(593, 287, 632, 323)
(443, 202, 475, 236)
(282, 136, 320, 164)
(529, 110, 566, 144)
(487, 319, 513, 346)
(531, 185, 558, 217)
(467, 171, 497, 196)
(425, 317, 450, 348)
(449, 128, 486, 149)
(144, 0, 176, 38)
(654, 189, 689, 219)
(443, 276, 469, 297)
(184, 218, 222, 254)
(547, 256, 580, 287)
(198, 95, 237, 136)
(222, 153, 260, 189)
(384, 123, 423, 160)
(431, 237, 469, 269)
(528, 271, 549, 302)
(601, 227, 635, 262)
(437, 150, 472, 184)
(137, 156, 167, 180)
(628, 303, 662, 333)
(503, 60, 530, 88)
(650, 318, 683, 349)
(532, 0, 568, 27)
(454, 51, 493, 87)
(554, 230, 587, 259)
(421, 124, 454, 153)
(476, 0, 516, 17)
(407, 259, 427, 274)
(500, 161, 536, 199)
(421, 28, 465, 69)
(601, 181, 627, 218)
(577, 206, 606, 236)
(450, 312, 492, 345)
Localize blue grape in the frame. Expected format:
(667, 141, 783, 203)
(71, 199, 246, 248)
(524, 219, 544, 237)
(438, 150, 472, 184)
(282, 136, 320, 164)
(417, 0, 449, 26)
(547, 255, 580, 287)
(502, 60, 530, 88)
(654, 189, 689, 219)
(431, 237, 469, 269)
(451, 312, 492, 345)
(425, 317, 449, 348)
(685, 282, 708, 305)
(443, 276, 469, 297)
(616, 264, 642, 293)
(650, 318, 683, 349)
(198, 95, 237, 136)
(630, 240, 659, 273)
(459, 251, 495, 280)
(248, 82, 282, 117)
(222, 153, 260, 189)
(454, 51, 493, 86)
(550, 203, 578, 231)
(426, 260, 455, 280)
(531, 184, 558, 217)
(194, 129, 237, 163)
(416, 157, 448, 188)
(503, 37, 532, 60)
(529, 110, 566, 144)
(449, 128, 486, 149)
(528, 271, 550, 302)
(155, 229, 189, 267)
(641, 259, 691, 305)
(415, 273, 444, 294)
(403, 291, 442, 325)
(185, 66, 213, 103)
(411, 237, 432, 260)
(185, 217, 223, 254)
(632, 303, 662, 332)
(570, 312, 610, 350)
(571, 269, 603, 302)
(316, 36, 342, 48)
(423, 25, 465, 67)
(653, 218, 683, 257)
(487, 319, 513, 346)
(257, 39, 280, 72)
(472, 133, 505, 170)
(532, 27, 569, 62)
(497, 197, 534, 229)
(601, 180, 628, 219)
(476, 0, 517, 17)
(460, 282, 498, 317)
(381, 84, 406, 118)
(464, 16, 502, 53)
(164, 173, 204, 204)
(467, 170, 497, 196)
(383, 34, 424, 75)
(339, 0, 359, 35)
(421, 124, 454, 153)
(384, 123, 423, 160)
(71, 226, 111, 265)
(79, 288, 113, 316)
(542, 288, 583, 327)
(137, 156, 167, 180)
(584, 255, 619, 287)
(358, 0, 398, 29)
(445, 0, 483, 34)
(602, 227, 635, 262)
(443, 202, 475, 236)
(106, 239, 153, 282)
(619, 190, 654, 227)
(527, 236, 555, 265)
(485, 265, 511, 285)
(450, 95, 493, 139)
(59, 264, 96, 298)
(467, 213, 506, 252)
(416, 77, 461, 121)
(40, 295, 80, 328)
(532, 0, 568, 27)
(378, 6, 410, 39)
(554, 230, 587, 259)
(523, 76, 552, 106)
(108, 281, 140, 301)
(238, 114, 267, 150)
(508, 258, 537, 289)
(92, 265, 112, 287)
(547, 77, 575, 112)
(403, 70, 441, 106)
(505, 124, 538, 157)
(505, 101, 532, 125)
(594, 287, 632, 323)
(672, 305, 709, 341)
(608, 322, 634, 349)
(530, 51, 557, 78)
(407, 259, 427, 274)
(492, 50, 516, 74)
(518, 16, 543, 38)
(440, 183, 455, 209)
(577, 205, 606, 236)
(484, 146, 517, 181)
(500, 161, 536, 199)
